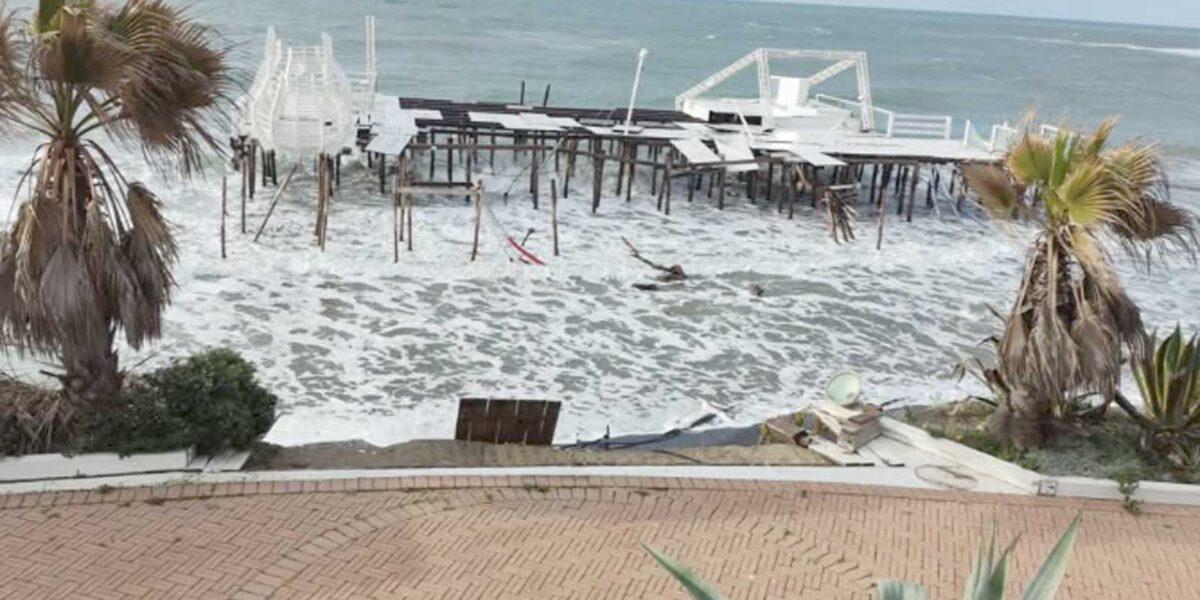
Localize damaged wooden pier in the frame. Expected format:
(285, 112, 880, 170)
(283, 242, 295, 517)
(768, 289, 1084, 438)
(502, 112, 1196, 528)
(234, 38, 1014, 254)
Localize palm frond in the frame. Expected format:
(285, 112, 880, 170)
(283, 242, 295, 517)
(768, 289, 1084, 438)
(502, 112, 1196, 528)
(36, 6, 131, 88)
(100, 0, 232, 174)
(0, 7, 29, 128)
(1102, 143, 1198, 262)
(1080, 116, 1118, 159)
(962, 164, 1021, 219)
(1006, 132, 1054, 187)
(1055, 158, 1121, 227)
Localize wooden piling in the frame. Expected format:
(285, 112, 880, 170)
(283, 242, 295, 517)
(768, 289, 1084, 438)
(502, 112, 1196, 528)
(615, 141, 626, 196)
(766, 160, 775, 203)
(220, 177, 227, 260)
(907, 165, 919, 222)
(787, 166, 796, 220)
(718, 170, 726, 210)
(260, 145, 268, 189)
(531, 145, 540, 210)
(876, 165, 894, 250)
(248, 140, 257, 199)
(378, 153, 387, 194)
(240, 156, 248, 234)
(470, 186, 483, 262)
(591, 152, 603, 213)
(254, 163, 298, 243)
(405, 189, 413, 252)
(551, 178, 560, 257)
(662, 154, 673, 215)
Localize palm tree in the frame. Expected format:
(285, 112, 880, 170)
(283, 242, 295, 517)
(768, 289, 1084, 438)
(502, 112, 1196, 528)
(0, 1, 228, 415)
(964, 118, 1196, 448)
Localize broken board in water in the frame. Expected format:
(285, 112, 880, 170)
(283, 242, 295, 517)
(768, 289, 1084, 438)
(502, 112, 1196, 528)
(455, 398, 561, 445)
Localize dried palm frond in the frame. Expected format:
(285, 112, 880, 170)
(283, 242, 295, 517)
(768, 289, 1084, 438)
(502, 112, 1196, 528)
(0, 372, 75, 456)
(824, 188, 857, 244)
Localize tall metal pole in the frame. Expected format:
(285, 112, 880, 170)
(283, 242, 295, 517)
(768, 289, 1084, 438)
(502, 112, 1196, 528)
(621, 48, 650, 133)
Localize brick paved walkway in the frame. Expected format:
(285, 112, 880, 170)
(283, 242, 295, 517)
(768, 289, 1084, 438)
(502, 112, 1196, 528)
(0, 476, 1195, 599)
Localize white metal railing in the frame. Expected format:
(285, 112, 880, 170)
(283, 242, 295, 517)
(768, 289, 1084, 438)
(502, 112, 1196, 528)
(989, 122, 1019, 152)
(890, 113, 953, 139)
(812, 93, 895, 135)
(812, 93, 953, 139)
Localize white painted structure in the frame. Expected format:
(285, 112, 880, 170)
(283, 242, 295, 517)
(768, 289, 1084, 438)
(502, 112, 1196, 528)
(235, 17, 378, 158)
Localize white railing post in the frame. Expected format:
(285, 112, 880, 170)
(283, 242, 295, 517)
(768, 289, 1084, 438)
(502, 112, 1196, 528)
(943, 116, 953, 140)
(886, 112, 895, 138)
(962, 119, 972, 147)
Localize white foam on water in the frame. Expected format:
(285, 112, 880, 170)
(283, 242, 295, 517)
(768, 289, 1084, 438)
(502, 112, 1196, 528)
(2, 136, 1199, 447)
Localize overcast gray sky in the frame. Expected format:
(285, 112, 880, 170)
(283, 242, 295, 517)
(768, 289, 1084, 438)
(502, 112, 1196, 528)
(764, 0, 1199, 29)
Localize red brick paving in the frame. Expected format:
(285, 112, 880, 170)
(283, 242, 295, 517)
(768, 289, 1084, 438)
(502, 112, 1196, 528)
(0, 476, 1194, 599)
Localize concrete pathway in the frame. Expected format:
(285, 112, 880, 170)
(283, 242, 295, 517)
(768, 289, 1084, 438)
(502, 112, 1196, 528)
(0, 476, 1193, 599)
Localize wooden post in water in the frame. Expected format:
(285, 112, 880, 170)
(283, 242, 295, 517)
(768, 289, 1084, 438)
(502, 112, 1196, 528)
(465, 137, 474, 203)
(591, 152, 603, 213)
(615, 141, 626, 196)
(907, 166, 920, 222)
(873, 162, 883, 204)
(531, 145, 540, 209)
(649, 146, 660, 195)
(927, 165, 936, 207)
(563, 139, 575, 198)
(625, 143, 635, 203)
(248, 141, 257, 199)
(717, 169, 726, 210)
(470, 185, 483, 262)
(551, 179, 560, 257)
(400, 154, 410, 260)
(429, 133, 436, 180)
(876, 165, 894, 250)
(662, 154, 674, 215)
(240, 155, 248, 234)
(405, 187, 413, 252)
(260, 145, 268, 189)
(254, 163, 298, 243)
(688, 173, 696, 203)
(787, 166, 797, 220)
(220, 177, 227, 259)
(766, 160, 775, 204)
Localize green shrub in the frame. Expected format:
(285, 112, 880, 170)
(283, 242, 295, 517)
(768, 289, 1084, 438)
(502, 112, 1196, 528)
(96, 349, 277, 455)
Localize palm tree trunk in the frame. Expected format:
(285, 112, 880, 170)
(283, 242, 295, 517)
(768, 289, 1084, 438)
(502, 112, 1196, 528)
(991, 386, 1053, 449)
(60, 323, 122, 415)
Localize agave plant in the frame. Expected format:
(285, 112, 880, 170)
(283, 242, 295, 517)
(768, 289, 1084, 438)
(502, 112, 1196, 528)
(646, 514, 1081, 600)
(963, 118, 1197, 449)
(1123, 327, 1200, 465)
(0, 1, 229, 413)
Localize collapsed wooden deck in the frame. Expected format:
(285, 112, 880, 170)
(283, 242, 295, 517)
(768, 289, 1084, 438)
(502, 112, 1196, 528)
(230, 93, 1003, 257)
(367, 95, 997, 234)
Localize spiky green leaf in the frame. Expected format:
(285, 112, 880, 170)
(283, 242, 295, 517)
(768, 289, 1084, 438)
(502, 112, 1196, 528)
(1019, 514, 1082, 600)
(643, 545, 727, 600)
(879, 580, 929, 600)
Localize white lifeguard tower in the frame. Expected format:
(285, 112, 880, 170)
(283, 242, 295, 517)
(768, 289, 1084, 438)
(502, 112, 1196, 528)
(235, 17, 378, 159)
